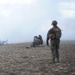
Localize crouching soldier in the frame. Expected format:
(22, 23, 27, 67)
(31, 35, 43, 47)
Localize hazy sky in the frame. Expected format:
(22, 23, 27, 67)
(0, 0, 75, 43)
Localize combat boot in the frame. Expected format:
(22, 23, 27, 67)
(52, 57, 55, 63)
(57, 58, 59, 63)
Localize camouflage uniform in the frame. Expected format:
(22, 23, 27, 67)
(38, 35, 43, 45)
(31, 36, 43, 47)
(50, 39, 60, 63)
(46, 20, 61, 63)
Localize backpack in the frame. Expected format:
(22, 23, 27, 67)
(53, 27, 61, 39)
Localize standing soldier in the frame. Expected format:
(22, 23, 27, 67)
(46, 20, 62, 63)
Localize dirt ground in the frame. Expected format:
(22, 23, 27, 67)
(0, 41, 75, 75)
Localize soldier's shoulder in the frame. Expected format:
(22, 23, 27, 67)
(49, 27, 54, 31)
(56, 26, 61, 31)
(48, 28, 53, 32)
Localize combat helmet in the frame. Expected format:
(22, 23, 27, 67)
(51, 20, 58, 25)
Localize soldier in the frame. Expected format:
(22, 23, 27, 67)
(38, 35, 43, 45)
(31, 35, 43, 47)
(46, 20, 62, 63)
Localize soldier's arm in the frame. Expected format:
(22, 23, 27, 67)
(58, 27, 62, 38)
(60, 29, 62, 38)
(59, 28, 62, 38)
(46, 30, 50, 46)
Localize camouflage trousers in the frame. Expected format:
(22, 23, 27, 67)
(50, 40, 60, 63)
(31, 41, 41, 47)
